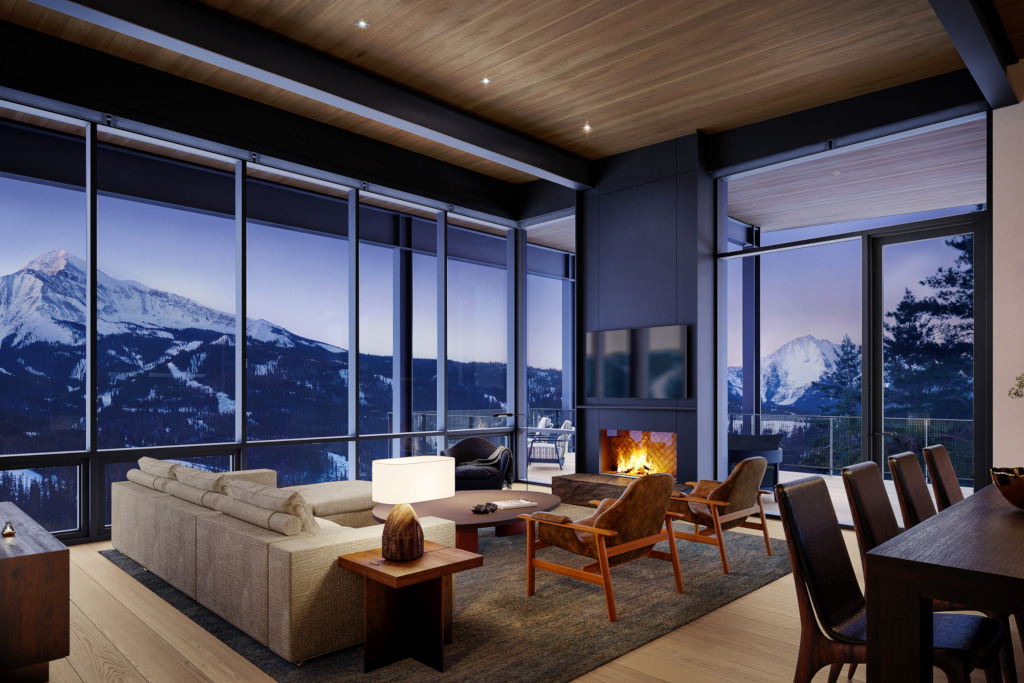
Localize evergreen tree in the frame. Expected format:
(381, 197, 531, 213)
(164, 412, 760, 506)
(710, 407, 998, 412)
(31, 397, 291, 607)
(810, 334, 861, 416)
(883, 234, 973, 419)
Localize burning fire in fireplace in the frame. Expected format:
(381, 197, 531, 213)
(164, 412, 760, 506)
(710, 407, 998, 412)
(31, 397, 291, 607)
(601, 430, 677, 478)
(616, 449, 656, 476)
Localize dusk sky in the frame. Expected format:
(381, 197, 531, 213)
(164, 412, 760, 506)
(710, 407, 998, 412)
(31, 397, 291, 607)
(727, 234, 968, 365)
(1, 174, 562, 366)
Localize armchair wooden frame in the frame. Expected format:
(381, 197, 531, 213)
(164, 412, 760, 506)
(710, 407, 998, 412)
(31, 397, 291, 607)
(519, 502, 684, 622)
(670, 485, 773, 574)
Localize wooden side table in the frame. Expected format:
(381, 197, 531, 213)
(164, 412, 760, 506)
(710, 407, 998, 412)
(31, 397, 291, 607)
(0, 502, 70, 682)
(338, 541, 482, 673)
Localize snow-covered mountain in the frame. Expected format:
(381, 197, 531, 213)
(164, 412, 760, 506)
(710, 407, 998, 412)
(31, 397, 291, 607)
(0, 249, 338, 352)
(728, 334, 841, 410)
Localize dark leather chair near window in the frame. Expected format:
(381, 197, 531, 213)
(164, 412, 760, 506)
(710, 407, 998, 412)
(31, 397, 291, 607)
(668, 456, 772, 574)
(887, 451, 937, 528)
(842, 461, 1017, 683)
(776, 475, 1006, 683)
(923, 444, 966, 512)
(441, 437, 512, 491)
(519, 472, 683, 622)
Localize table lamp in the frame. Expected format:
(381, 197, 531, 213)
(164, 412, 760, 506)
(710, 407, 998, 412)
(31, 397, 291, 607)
(372, 455, 455, 561)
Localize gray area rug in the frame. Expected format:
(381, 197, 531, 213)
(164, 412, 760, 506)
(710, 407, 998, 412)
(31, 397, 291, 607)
(101, 504, 791, 682)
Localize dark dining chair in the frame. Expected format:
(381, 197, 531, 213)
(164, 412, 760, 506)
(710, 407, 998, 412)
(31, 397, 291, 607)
(842, 461, 1018, 683)
(923, 444, 966, 512)
(887, 451, 937, 528)
(776, 475, 1006, 683)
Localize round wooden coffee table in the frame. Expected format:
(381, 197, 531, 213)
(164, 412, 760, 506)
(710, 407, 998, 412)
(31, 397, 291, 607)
(372, 490, 562, 553)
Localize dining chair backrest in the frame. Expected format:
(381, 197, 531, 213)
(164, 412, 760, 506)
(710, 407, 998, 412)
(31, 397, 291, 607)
(888, 451, 937, 529)
(923, 444, 965, 512)
(776, 476, 865, 641)
(841, 461, 901, 575)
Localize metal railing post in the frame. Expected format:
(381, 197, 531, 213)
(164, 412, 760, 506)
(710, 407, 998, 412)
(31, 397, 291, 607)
(829, 417, 834, 474)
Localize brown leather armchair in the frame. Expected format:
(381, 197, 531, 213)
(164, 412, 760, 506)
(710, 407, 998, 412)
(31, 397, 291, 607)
(519, 472, 683, 622)
(669, 456, 772, 574)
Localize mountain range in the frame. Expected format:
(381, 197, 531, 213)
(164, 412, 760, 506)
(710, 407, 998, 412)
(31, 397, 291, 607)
(0, 250, 525, 459)
(727, 334, 842, 413)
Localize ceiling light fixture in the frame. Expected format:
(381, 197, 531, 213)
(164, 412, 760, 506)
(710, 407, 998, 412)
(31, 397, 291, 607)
(582, 120, 593, 137)
(356, 19, 370, 30)
(481, 77, 491, 86)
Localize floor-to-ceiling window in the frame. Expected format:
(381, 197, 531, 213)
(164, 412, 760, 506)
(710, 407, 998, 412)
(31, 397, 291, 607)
(244, 173, 351, 486)
(524, 243, 575, 483)
(719, 115, 988, 508)
(0, 111, 86, 533)
(446, 226, 509, 432)
(0, 100, 576, 539)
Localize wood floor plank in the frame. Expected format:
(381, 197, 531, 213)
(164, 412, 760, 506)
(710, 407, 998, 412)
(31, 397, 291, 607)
(572, 660, 685, 683)
(67, 602, 146, 683)
(70, 543, 272, 683)
(48, 654, 84, 683)
(63, 525, 1008, 683)
(69, 562, 211, 683)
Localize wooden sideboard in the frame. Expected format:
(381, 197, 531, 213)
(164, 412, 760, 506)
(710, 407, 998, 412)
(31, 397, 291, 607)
(0, 501, 70, 681)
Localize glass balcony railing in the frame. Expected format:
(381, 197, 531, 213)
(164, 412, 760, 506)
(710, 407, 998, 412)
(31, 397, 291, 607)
(729, 413, 974, 485)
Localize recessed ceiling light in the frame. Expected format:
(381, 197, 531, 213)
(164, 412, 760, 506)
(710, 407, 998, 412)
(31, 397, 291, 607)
(832, 170, 841, 176)
(481, 77, 492, 86)
(582, 121, 593, 136)
(356, 19, 370, 29)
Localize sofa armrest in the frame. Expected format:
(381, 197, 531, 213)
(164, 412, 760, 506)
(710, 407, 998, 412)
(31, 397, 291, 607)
(266, 516, 455, 663)
(223, 469, 277, 487)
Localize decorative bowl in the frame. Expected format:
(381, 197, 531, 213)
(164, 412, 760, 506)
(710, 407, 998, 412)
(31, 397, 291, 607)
(990, 467, 1024, 510)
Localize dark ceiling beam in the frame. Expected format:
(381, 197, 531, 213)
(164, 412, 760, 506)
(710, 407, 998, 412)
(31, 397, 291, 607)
(26, 0, 593, 190)
(707, 70, 987, 178)
(928, 0, 1018, 109)
(0, 20, 525, 222)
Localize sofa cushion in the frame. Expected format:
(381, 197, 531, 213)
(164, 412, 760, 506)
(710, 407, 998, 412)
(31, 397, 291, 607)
(230, 479, 318, 535)
(175, 466, 231, 495)
(138, 456, 179, 480)
(455, 464, 499, 480)
(219, 497, 304, 536)
(165, 480, 228, 510)
(282, 480, 373, 518)
(126, 468, 173, 492)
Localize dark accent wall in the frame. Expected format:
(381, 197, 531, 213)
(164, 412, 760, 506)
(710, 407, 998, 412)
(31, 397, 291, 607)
(576, 133, 717, 483)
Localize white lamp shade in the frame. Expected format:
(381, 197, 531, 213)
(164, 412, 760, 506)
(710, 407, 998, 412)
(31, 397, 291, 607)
(372, 455, 455, 504)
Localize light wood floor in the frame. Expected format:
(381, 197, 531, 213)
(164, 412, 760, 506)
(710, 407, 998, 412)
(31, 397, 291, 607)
(51, 522, 1022, 683)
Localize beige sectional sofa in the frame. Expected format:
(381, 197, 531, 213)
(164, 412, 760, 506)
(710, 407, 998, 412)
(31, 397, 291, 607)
(111, 459, 455, 664)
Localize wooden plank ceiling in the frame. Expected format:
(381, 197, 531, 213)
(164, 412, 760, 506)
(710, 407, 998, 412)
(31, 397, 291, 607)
(0, 0, 968, 185)
(727, 117, 987, 233)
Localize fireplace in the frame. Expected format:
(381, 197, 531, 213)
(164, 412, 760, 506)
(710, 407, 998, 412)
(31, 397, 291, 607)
(600, 430, 677, 478)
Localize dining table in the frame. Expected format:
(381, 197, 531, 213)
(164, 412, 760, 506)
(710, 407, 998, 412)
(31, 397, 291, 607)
(865, 483, 1024, 682)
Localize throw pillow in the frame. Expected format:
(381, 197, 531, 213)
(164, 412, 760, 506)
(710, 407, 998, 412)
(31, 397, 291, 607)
(126, 468, 173, 492)
(228, 479, 319, 535)
(138, 456, 178, 480)
(175, 466, 231, 495)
